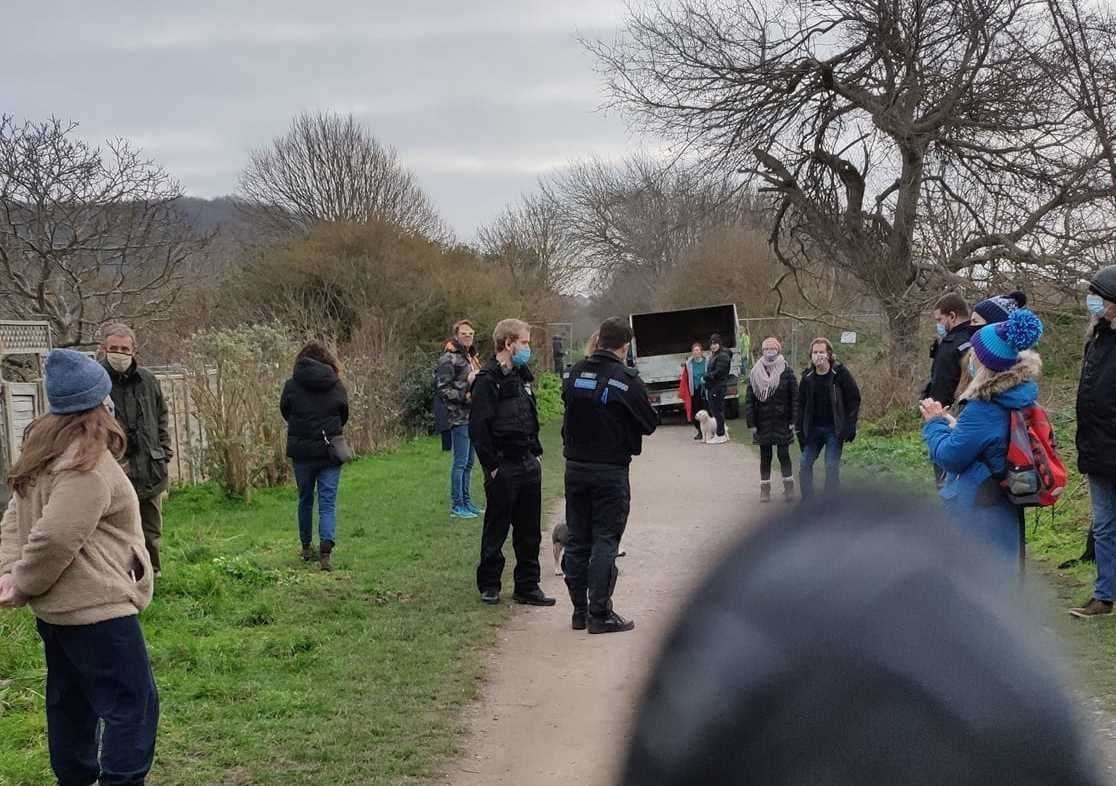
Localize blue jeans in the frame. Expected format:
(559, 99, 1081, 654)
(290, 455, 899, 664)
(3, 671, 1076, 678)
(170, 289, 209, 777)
(450, 424, 476, 508)
(1090, 476, 1116, 602)
(800, 427, 843, 500)
(294, 461, 341, 545)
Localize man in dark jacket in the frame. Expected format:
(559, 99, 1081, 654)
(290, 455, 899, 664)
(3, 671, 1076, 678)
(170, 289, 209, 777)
(469, 318, 555, 608)
(923, 293, 975, 408)
(703, 333, 733, 443)
(1071, 265, 1116, 618)
(620, 492, 1107, 786)
(100, 324, 173, 576)
(923, 293, 976, 488)
(562, 317, 657, 634)
(436, 320, 482, 519)
(795, 337, 860, 501)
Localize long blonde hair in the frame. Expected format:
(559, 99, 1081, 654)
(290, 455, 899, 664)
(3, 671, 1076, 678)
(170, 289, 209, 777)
(8, 408, 126, 496)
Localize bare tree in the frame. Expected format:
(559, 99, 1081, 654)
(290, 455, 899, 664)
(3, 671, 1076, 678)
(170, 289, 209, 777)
(477, 191, 583, 294)
(591, 0, 1116, 382)
(0, 115, 207, 347)
(238, 111, 448, 240)
(543, 154, 757, 308)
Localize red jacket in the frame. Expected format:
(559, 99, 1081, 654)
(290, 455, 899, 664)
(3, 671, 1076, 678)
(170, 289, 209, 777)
(680, 365, 694, 421)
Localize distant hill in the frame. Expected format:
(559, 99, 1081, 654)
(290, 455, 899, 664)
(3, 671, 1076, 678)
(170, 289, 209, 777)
(177, 195, 248, 235)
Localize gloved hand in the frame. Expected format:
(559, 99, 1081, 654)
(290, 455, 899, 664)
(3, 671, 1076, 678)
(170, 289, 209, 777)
(846, 428, 857, 444)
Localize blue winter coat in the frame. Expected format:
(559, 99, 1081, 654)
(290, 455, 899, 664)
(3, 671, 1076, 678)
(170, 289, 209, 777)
(922, 356, 1039, 563)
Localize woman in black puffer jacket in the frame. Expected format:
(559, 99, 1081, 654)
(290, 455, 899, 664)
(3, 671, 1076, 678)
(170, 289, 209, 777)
(280, 342, 349, 571)
(745, 337, 798, 502)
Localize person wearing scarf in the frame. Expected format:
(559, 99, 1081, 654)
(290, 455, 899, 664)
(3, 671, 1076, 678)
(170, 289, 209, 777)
(744, 337, 799, 502)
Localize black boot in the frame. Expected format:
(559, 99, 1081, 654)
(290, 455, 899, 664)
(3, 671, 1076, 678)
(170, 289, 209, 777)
(572, 608, 587, 631)
(588, 610, 635, 634)
(319, 540, 334, 572)
(513, 588, 557, 606)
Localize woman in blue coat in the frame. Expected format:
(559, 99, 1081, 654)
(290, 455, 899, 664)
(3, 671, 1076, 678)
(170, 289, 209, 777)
(920, 309, 1044, 565)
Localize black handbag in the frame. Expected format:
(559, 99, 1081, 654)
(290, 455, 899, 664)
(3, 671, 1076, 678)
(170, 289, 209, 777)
(322, 431, 355, 464)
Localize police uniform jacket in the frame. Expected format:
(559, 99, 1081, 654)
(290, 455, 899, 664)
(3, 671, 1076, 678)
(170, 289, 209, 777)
(562, 350, 657, 466)
(468, 357, 543, 475)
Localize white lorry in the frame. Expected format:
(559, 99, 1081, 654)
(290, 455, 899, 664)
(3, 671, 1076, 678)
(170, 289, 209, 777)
(628, 304, 745, 419)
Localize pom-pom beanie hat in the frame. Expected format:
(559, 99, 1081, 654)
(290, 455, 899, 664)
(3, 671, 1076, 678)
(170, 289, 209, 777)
(970, 309, 1043, 373)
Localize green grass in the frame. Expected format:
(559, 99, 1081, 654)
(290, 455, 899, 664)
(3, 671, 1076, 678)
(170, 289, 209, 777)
(0, 420, 565, 786)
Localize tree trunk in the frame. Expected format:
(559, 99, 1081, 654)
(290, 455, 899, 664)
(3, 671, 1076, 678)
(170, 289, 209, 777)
(885, 306, 924, 404)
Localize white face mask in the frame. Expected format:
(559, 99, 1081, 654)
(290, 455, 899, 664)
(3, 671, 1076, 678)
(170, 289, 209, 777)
(106, 352, 133, 373)
(763, 350, 779, 361)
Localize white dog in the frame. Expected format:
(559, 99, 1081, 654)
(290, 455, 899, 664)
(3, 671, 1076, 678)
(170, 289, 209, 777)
(695, 410, 728, 444)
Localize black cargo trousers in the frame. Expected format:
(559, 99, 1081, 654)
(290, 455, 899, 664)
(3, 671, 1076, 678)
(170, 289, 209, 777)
(562, 460, 631, 618)
(476, 454, 543, 595)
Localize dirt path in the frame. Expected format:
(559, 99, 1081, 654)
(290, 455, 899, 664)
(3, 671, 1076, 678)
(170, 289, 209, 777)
(440, 425, 762, 786)
(440, 425, 1116, 786)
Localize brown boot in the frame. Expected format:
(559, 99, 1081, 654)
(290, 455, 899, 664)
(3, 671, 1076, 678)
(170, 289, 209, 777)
(300, 543, 318, 562)
(1069, 598, 1113, 619)
(319, 540, 334, 572)
(783, 477, 796, 502)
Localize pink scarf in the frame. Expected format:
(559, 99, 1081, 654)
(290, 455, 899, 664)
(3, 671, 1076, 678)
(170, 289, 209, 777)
(749, 354, 786, 402)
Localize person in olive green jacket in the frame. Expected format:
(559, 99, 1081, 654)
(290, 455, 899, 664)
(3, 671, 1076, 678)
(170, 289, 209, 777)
(100, 323, 173, 576)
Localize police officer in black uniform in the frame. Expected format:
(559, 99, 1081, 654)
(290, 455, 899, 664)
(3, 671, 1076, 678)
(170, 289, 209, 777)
(562, 317, 657, 634)
(469, 318, 557, 608)
(922, 293, 975, 488)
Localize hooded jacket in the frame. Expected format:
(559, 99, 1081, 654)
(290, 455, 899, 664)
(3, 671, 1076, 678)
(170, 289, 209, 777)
(435, 339, 481, 428)
(923, 351, 1040, 561)
(280, 358, 350, 463)
(1076, 317, 1116, 479)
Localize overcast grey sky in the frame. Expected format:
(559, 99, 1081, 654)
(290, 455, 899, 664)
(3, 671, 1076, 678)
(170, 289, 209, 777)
(1, 0, 647, 239)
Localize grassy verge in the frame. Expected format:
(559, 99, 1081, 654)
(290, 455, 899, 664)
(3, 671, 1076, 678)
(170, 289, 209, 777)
(0, 420, 564, 786)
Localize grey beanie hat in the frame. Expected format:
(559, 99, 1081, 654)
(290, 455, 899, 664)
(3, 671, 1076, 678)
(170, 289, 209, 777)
(44, 349, 112, 414)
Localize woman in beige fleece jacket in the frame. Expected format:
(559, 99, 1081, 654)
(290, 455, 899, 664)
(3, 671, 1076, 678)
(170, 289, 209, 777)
(0, 349, 158, 786)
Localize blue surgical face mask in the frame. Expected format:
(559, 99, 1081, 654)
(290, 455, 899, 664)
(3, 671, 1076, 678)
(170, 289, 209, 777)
(1087, 293, 1107, 316)
(935, 323, 948, 338)
(511, 346, 531, 367)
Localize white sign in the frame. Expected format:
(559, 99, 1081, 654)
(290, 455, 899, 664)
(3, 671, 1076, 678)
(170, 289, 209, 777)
(840, 331, 858, 345)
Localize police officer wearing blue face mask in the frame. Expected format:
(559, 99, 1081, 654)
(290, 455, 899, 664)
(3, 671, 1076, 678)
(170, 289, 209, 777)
(923, 293, 976, 409)
(470, 319, 555, 608)
(923, 293, 976, 489)
(561, 317, 658, 634)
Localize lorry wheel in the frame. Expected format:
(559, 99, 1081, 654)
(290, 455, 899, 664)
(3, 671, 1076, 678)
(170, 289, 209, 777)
(726, 399, 740, 420)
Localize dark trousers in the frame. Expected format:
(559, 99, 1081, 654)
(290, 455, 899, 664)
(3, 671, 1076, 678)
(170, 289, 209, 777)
(37, 615, 159, 786)
(707, 387, 726, 436)
(759, 443, 793, 481)
(563, 461, 631, 618)
(476, 456, 542, 594)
